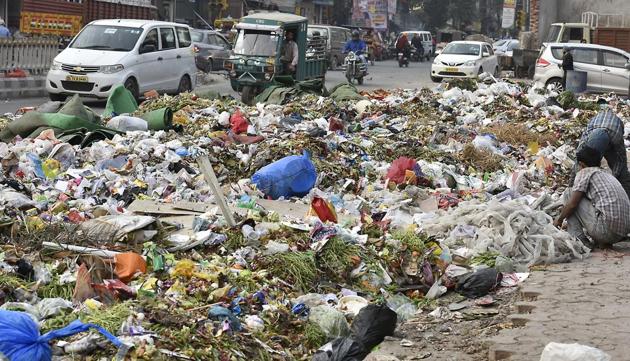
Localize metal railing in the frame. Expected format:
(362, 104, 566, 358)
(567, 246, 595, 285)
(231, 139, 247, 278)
(0, 37, 59, 75)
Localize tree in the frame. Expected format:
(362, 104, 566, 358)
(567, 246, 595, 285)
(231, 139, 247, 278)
(421, 0, 449, 31)
(448, 0, 477, 30)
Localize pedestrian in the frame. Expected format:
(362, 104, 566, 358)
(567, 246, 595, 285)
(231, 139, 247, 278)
(0, 19, 11, 38)
(555, 145, 630, 249)
(571, 107, 630, 199)
(561, 46, 573, 89)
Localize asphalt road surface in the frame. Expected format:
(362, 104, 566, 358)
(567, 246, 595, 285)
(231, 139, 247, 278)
(0, 60, 434, 115)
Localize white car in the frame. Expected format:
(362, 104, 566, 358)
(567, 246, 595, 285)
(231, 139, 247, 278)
(431, 41, 499, 82)
(534, 42, 630, 94)
(47, 19, 197, 101)
(493, 39, 519, 57)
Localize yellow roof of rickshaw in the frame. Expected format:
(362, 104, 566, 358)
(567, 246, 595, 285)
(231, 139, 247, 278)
(241, 12, 307, 25)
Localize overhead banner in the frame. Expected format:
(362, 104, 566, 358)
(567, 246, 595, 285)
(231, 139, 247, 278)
(501, 0, 516, 29)
(20, 12, 83, 36)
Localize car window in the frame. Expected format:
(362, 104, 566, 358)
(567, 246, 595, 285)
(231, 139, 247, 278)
(191, 30, 204, 43)
(507, 41, 519, 50)
(216, 35, 230, 49)
(484, 45, 493, 55)
(550, 47, 563, 59)
(176, 27, 191, 48)
(160, 27, 176, 50)
(602, 51, 628, 68)
(140, 28, 158, 53)
(573, 48, 598, 64)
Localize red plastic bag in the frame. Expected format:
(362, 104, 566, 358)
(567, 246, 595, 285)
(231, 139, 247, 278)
(230, 110, 249, 134)
(386, 157, 418, 184)
(311, 197, 338, 223)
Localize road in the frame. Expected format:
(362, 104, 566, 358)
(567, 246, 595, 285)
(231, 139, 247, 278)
(0, 60, 434, 115)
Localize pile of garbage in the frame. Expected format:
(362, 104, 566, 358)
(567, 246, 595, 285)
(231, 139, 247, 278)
(0, 78, 625, 360)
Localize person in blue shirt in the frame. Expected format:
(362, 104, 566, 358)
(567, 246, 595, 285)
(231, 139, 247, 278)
(343, 30, 367, 64)
(571, 105, 630, 198)
(0, 19, 10, 38)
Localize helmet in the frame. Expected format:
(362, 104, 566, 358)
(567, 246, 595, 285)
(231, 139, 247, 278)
(352, 30, 360, 38)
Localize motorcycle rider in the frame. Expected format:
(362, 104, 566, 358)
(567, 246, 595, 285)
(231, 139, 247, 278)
(396, 33, 411, 61)
(411, 33, 424, 58)
(343, 30, 368, 65)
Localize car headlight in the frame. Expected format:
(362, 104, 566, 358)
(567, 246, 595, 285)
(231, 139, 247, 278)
(50, 61, 61, 71)
(100, 64, 124, 74)
(433, 58, 441, 65)
(464, 60, 477, 67)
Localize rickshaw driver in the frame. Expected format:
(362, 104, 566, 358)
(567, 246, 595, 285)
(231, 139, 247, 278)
(281, 30, 299, 75)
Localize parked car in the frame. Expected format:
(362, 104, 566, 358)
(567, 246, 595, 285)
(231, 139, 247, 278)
(47, 19, 197, 101)
(191, 29, 233, 72)
(308, 25, 351, 70)
(431, 41, 499, 82)
(534, 42, 630, 94)
(493, 39, 519, 57)
(398, 31, 434, 56)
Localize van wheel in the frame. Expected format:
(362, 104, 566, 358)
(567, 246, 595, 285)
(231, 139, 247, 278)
(207, 59, 214, 72)
(546, 78, 564, 92)
(478, 67, 484, 77)
(241, 86, 256, 105)
(124, 77, 139, 100)
(177, 75, 192, 94)
(49, 93, 66, 102)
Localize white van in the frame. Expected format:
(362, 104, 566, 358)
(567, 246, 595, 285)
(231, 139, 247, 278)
(399, 31, 434, 56)
(47, 19, 197, 101)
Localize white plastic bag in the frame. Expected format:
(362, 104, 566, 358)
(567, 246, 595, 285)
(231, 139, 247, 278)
(539, 342, 611, 361)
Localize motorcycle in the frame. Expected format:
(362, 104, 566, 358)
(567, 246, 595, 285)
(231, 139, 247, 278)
(344, 51, 368, 85)
(398, 49, 409, 68)
(411, 46, 425, 62)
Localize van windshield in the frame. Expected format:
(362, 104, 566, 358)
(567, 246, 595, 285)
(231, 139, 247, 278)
(234, 30, 278, 56)
(546, 25, 561, 43)
(71, 25, 143, 51)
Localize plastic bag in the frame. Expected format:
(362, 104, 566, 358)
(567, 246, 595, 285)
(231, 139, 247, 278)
(351, 304, 397, 351)
(386, 157, 419, 184)
(539, 342, 611, 361)
(309, 305, 351, 339)
(251, 151, 317, 199)
(114, 252, 147, 283)
(455, 268, 502, 298)
(107, 116, 148, 132)
(311, 197, 338, 223)
(0, 310, 124, 361)
(230, 110, 249, 134)
(311, 337, 366, 361)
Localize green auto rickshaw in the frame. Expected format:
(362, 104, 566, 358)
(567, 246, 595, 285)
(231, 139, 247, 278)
(225, 13, 327, 104)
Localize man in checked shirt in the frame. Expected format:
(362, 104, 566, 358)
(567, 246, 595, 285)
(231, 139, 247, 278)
(570, 105, 630, 199)
(556, 146, 630, 249)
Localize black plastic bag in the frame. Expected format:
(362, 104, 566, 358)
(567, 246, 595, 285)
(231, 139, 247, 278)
(455, 268, 502, 298)
(311, 303, 398, 361)
(311, 337, 367, 361)
(351, 304, 397, 352)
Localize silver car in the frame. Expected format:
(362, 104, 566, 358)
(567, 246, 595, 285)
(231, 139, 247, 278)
(534, 42, 630, 94)
(191, 29, 232, 72)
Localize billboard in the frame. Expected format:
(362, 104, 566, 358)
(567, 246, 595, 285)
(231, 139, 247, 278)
(20, 12, 83, 36)
(352, 0, 388, 30)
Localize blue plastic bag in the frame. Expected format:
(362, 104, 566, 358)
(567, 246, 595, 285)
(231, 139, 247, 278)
(0, 310, 123, 361)
(251, 151, 317, 199)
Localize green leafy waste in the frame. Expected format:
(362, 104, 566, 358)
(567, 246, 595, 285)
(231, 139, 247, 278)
(264, 251, 318, 292)
(317, 237, 362, 279)
(42, 301, 133, 334)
